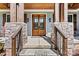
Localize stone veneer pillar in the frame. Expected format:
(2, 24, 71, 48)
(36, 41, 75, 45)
(10, 3, 16, 22)
(8, 3, 26, 56)
(51, 3, 60, 49)
(59, 3, 73, 55)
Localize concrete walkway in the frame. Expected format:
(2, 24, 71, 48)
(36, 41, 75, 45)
(20, 36, 57, 56)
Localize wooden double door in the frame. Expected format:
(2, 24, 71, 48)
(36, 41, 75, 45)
(32, 14, 46, 36)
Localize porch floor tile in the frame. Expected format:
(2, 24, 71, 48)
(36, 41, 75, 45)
(23, 36, 51, 49)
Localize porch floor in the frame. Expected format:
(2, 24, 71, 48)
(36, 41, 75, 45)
(23, 36, 51, 49)
(20, 36, 57, 56)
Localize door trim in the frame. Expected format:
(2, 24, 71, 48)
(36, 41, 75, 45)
(3, 14, 6, 26)
(31, 13, 47, 36)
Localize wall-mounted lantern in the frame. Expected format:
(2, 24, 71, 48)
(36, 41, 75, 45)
(16, 3, 19, 6)
(16, 3, 19, 22)
(48, 18, 51, 22)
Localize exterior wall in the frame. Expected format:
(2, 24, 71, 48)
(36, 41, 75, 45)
(5, 22, 27, 49)
(4, 22, 27, 55)
(25, 12, 53, 36)
(0, 13, 3, 30)
(0, 12, 10, 30)
(68, 12, 77, 32)
(52, 22, 74, 55)
(77, 11, 79, 32)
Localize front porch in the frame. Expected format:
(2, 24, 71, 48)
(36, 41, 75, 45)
(0, 3, 79, 56)
(0, 21, 73, 56)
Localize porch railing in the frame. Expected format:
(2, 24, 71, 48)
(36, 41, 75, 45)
(54, 26, 67, 56)
(11, 26, 22, 56)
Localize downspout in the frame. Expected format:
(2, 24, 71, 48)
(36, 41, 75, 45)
(16, 3, 19, 22)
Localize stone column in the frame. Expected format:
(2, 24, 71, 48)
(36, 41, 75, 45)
(51, 3, 59, 49)
(17, 3, 24, 22)
(16, 3, 27, 46)
(10, 3, 16, 22)
(59, 3, 73, 55)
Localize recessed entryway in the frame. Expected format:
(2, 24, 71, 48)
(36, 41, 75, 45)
(32, 14, 46, 36)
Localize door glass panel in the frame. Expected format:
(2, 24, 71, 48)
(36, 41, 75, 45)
(39, 17, 44, 30)
(33, 17, 38, 30)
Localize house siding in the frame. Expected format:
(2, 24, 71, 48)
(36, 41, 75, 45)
(77, 11, 79, 32)
(0, 13, 3, 30)
(0, 12, 10, 30)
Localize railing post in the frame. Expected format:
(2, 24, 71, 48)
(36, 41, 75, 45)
(54, 27, 57, 50)
(12, 38, 16, 56)
(63, 38, 67, 56)
(19, 28, 22, 52)
(20, 28, 23, 50)
(17, 28, 22, 56)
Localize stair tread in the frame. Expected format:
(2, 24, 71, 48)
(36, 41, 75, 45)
(19, 49, 57, 56)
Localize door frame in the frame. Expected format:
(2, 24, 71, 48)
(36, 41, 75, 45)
(68, 14, 73, 22)
(31, 13, 47, 36)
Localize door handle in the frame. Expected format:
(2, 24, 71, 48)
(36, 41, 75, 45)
(38, 22, 40, 28)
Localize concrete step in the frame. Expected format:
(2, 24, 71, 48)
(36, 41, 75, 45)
(23, 44, 51, 49)
(19, 49, 57, 56)
(23, 36, 51, 49)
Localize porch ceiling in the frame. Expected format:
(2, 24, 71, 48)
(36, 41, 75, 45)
(0, 3, 10, 9)
(0, 3, 79, 10)
(68, 3, 79, 9)
(24, 3, 79, 10)
(24, 3, 54, 9)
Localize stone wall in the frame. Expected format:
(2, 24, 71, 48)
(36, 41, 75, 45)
(3, 22, 27, 56)
(4, 22, 27, 48)
(73, 36, 79, 55)
(51, 22, 74, 56)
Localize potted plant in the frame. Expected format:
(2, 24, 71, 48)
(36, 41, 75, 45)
(0, 40, 4, 54)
